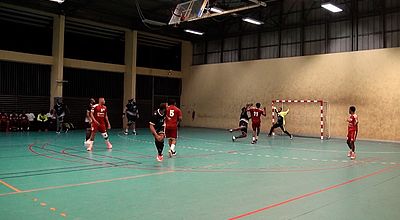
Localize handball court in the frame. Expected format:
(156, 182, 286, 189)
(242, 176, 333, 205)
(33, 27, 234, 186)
(1, 128, 399, 220)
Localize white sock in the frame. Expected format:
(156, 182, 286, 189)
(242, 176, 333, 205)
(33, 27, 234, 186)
(170, 144, 176, 152)
(252, 137, 255, 141)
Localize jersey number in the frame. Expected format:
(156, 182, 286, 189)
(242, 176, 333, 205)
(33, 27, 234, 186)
(253, 112, 259, 117)
(169, 110, 175, 117)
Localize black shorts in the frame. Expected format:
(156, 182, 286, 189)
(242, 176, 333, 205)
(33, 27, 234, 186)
(127, 116, 137, 124)
(239, 121, 248, 133)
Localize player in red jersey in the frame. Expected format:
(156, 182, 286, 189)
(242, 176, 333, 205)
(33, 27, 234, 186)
(248, 103, 266, 144)
(165, 99, 182, 157)
(346, 106, 358, 160)
(87, 97, 112, 151)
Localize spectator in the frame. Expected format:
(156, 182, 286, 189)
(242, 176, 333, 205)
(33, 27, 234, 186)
(37, 112, 49, 132)
(19, 111, 29, 131)
(0, 112, 10, 132)
(26, 111, 36, 131)
(46, 109, 57, 131)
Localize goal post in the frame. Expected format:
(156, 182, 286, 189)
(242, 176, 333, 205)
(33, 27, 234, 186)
(271, 99, 330, 140)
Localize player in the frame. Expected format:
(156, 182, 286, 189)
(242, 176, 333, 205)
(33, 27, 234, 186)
(87, 97, 112, 151)
(54, 98, 69, 133)
(84, 98, 96, 148)
(149, 103, 167, 162)
(123, 99, 139, 135)
(248, 103, 266, 144)
(346, 106, 358, 160)
(229, 105, 251, 142)
(268, 107, 293, 139)
(165, 99, 182, 157)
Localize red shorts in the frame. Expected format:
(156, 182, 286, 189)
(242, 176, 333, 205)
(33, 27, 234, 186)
(91, 123, 107, 133)
(165, 127, 178, 139)
(252, 122, 261, 131)
(347, 130, 357, 142)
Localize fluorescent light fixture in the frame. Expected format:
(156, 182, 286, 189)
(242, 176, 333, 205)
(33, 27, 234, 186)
(242, 17, 264, 25)
(49, 0, 65, 3)
(184, 29, 204, 35)
(321, 3, 343, 13)
(210, 7, 224, 13)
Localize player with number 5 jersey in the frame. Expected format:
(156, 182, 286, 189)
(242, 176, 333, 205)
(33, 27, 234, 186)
(165, 99, 182, 157)
(248, 103, 266, 144)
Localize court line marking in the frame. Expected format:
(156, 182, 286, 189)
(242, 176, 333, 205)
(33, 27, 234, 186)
(0, 179, 21, 192)
(0, 171, 173, 197)
(228, 164, 400, 220)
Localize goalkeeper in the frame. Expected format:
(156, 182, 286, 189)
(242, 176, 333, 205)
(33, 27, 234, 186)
(268, 107, 293, 139)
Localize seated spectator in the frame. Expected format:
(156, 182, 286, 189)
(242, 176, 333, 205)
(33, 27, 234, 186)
(20, 111, 30, 131)
(9, 112, 19, 131)
(37, 112, 49, 132)
(47, 109, 57, 131)
(26, 111, 36, 131)
(0, 112, 10, 132)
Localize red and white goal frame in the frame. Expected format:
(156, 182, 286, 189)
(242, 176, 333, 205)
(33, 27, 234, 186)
(271, 99, 329, 140)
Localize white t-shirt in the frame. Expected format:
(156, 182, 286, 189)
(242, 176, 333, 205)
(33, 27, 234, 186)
(26, 113, 35, 122)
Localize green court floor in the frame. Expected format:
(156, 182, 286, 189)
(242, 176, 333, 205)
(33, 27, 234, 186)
(0, 128, 399, 220)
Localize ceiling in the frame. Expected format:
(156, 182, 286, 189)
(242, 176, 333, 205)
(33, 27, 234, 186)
(2, 0, 388, 41)
(1, 0, 282, 40)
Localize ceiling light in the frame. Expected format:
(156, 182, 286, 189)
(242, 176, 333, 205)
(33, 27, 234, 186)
(321, 3, 343, 13)
(242, 17, 264, 25)
(184, 29, 204, 36)
(210, 7, 224, 13)
(49, 0, 65, 3)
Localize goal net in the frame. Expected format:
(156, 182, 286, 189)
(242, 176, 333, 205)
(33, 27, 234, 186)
(271, 100, 330, 140)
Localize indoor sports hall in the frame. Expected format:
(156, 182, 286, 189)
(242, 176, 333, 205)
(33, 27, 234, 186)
(0, 0, 399, 219)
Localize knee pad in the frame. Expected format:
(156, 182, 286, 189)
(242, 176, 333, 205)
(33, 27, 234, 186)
(101, 132, 109, 140)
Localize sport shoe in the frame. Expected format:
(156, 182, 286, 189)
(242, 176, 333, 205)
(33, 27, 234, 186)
(123, 131, 128, 135)
(229, 129, 233, 133)
(106, 141, 113, 149)
(133, 131, 137, 135)
(251, 140, 256, 144)
(156, 155, 163, 162)
(232, 136, 236, 142)
(168, 150, 177, 158)
(86, 141, 93, 151)
(350, 152, 356, 160)
(290, 135, 293, 140)
(347, 150, 352, 157)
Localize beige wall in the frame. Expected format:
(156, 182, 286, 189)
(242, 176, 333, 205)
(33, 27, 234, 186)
(181, 47, 400, 141)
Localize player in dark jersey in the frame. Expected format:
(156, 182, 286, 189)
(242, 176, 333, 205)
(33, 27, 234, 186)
(268, 107, 293, 139)
(123, 99, 139, 135)
(248, 103, 266, 144)
(149, 103, 167, 162)
(54, 99, 69, 134)
(84, 98, 96, 148)
(229, 105, 251, 142)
